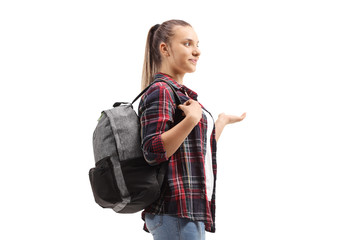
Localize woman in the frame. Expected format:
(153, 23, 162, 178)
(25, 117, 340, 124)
(138, 19, 246, 240)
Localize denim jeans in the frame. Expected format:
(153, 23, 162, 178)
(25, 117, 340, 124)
(145, 213, 205, 240)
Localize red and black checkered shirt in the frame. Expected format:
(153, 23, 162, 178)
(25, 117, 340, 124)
(138, 72, 217, 233)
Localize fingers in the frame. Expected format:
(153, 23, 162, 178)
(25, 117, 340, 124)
(231, 112, 246, 123)
(241, 112, 246, 119)
(184, 99, 194, 106)
(178, 99, 195, 109)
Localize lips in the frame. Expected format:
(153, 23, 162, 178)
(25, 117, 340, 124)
(189, 59, 198, 65)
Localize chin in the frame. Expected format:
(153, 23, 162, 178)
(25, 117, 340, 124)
(179, 65, 196, 74)
(188, 66, 197, 73)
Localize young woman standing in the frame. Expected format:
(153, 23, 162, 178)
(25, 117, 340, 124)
(139, 19, 246, 240)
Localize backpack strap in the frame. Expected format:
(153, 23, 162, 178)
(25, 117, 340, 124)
(113, 80, 181, 107)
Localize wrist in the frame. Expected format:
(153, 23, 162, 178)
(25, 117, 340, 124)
(184, 114, 200, 127)
(217, 114, 229, 125)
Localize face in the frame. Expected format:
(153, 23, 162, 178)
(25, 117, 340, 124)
(161, 26, 201, 75)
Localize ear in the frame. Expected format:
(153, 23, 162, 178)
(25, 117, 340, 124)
(159, 42, 170, 57)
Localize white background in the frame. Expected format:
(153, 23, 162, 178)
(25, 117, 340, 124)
(1, 0, 359, 239)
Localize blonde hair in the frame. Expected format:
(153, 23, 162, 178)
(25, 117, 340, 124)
(141, 19, 191, 90)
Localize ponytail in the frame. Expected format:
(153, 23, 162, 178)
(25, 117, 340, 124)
(141, 20, 191, 90)
(141, 24, 160, 90)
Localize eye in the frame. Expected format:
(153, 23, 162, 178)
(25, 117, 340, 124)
(184, 42, 190, 47)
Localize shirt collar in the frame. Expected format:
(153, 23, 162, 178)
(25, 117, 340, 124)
(154, 72, 182, 90)
(154, 72, 198, 100)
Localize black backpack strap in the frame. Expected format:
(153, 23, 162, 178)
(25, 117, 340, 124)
(113, 80, 181, 108)
(113, 85, 154, 108)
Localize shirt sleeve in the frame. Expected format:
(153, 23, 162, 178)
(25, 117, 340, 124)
(138, 82, 176, 165)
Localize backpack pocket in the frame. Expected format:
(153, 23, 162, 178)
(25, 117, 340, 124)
(89, 156, 122, 208)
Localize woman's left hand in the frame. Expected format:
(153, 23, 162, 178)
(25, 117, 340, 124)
(218, 112, 246, 125)
(215, 112, 246, 141)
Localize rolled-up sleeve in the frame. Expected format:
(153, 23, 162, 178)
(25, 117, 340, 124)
(138, 83, 176, 165)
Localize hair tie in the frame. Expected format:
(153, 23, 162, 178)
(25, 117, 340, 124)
(149, 24, 160, 46)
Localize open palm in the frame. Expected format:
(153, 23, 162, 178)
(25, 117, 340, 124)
(218, 112, 246, 124)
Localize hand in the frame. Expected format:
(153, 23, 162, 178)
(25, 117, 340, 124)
(218, 112, 246, 125)
(215, 112, 246, 141)
(178, 99, 203, 124)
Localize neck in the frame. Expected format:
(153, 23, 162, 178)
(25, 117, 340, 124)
(159, 67, 185, 85)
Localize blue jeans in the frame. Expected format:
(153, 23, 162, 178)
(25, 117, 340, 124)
(145, 213, 205, 240)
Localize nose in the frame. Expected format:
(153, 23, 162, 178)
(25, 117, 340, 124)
(193, 47, 201, 57)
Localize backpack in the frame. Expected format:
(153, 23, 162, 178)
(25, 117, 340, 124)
(89, 80, 181, 213)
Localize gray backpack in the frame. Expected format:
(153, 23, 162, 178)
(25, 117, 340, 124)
(89, 80, 181, 213)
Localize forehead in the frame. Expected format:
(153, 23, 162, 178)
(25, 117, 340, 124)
(172, 26, 199, 42)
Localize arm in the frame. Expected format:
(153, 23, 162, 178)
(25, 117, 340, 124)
(139, 83, 202, 165)
(215, 112, 247, 142)
(161, 99, 202, 158)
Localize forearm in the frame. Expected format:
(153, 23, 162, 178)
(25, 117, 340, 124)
(215, 117, 227, 142)
(161, 116, 198, 158)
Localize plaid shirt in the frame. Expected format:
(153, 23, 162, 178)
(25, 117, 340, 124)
(138, 73, 217, 233)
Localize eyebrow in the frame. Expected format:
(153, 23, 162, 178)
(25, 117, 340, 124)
(184, 38, 199, 43)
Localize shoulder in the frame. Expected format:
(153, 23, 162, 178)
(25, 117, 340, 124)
(147, 81, 173, 95)
(145, 82, 175, 100)
(140, 81, 176, 108)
